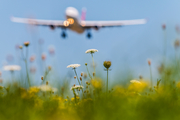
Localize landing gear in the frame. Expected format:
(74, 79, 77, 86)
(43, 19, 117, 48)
(61, 29, 67, 38)
(86, 29, 92, 39)
(61, 31, 67, 38)
(87, 32, 92, 39)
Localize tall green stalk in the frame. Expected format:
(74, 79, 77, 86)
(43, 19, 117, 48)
(106, 69, 109, 94)
(91, 54, 96, 73)
(74, 69, 80, 85)
(149, 65, 153, 89)
(86, 65, 92, 79)
(25, 47, 31, 87)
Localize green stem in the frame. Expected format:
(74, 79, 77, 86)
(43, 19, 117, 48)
(91, 54, 96, 73)
(11, 71, 14, 82)
(163, 30, 167, 65)
(74, 69, 80, 85)
(86, 65, 92, 79)
(107, 69, 109, 94)
(25, 47, 31, 87)
(149, 66, 153, 89)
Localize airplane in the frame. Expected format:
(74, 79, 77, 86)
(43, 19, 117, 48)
(11, 7, 147, 39)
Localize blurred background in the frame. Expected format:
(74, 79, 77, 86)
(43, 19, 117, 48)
(0, 0, 180, 85)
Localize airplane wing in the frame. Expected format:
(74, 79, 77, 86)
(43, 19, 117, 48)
(81, 19, 147, 28)
(11, 17, 65, 27)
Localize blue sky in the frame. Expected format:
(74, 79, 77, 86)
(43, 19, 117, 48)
(0, 0, 180, 85)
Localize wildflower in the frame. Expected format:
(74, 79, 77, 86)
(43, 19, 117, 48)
(93, 72, 95, 76)
(130, 80, 142, 84)
(39, 85, 52, 92)
(24, 41, 30, 47)
(174, 39, 180, 49)
(85, 49, 98, 73)
(103, 61, 111, 69)
(81, 72, 83, 76)
(129, 79, 148, 92)
(29, 55, 36, 62)
(48, 66, 52, 71)
(162, 24, 166, 30)
(85, 49, 98, 54)
(28, 86, 40, 94)
(46, 81, 48, 85)
(70, 85, 84, 90)
(30, 66, 36, 73)
(91, 78, 102, 88)
(41, 53, 46, 61)
(148, 59, 151, 66)
(52, 88, 58, 92)
(19, 45, 23, 49)
(67, 64, 80, 69)
(84, 73, 87, 79)
(48, 45, 55, 55)
(3, 65, 21, 71)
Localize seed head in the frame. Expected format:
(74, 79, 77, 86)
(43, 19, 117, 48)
(19, 46, 23, 49)
(103, 61, 111, 69)
(41, 54, 46, 61)
(46, 81, 48, 85)
(148, 60, 151, 66)
(93, 72, 95, 76)
(85, 63, 87, 66)
(74, 76, 76, 79)
(162, 24, 166, 30)
(174, 39, 180, 49)
(41, 76, 44, 80)
(24, 41, 30, 47)
(81, 72, 83, 76)
(80, 77, 82, 81)
(48, 66, 52, 71)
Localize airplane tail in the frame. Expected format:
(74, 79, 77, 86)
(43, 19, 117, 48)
(81, 7, 86, 21)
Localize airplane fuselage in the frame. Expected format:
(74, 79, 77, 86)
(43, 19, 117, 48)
(65, 7, 85, 34)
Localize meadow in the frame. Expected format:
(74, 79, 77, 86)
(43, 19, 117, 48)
(1, 25, 180, 120)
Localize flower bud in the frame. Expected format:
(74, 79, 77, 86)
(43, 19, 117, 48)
(74, 76, 76, 79)
(48, 66, 52, 71)
(41, 76, 44, 80)
(80, 77, 82, 81)
(174, 39, 180, 49)
(41, 54, 46, 61)
(162, 24, 166, 30)
(19, 46, 23, 49)
(24, 41, 30, 47)
(46, 81, 48, 85)
(85, 63, 87, 66)
(148, 60, 151, 66)
(103, 61, 111, 69)
(93, 72, 95, 76)
(81, 72, 83, 76)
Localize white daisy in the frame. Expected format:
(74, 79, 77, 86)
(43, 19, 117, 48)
(38, 85, 52, 92)
(70, 85, 84, 90)
(52, 88, 58, 92)
(3, 65, 21, 71)
(85, 49, 98, 54)
(67, 64, 80, 69)
(130, 80, 142, 84)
